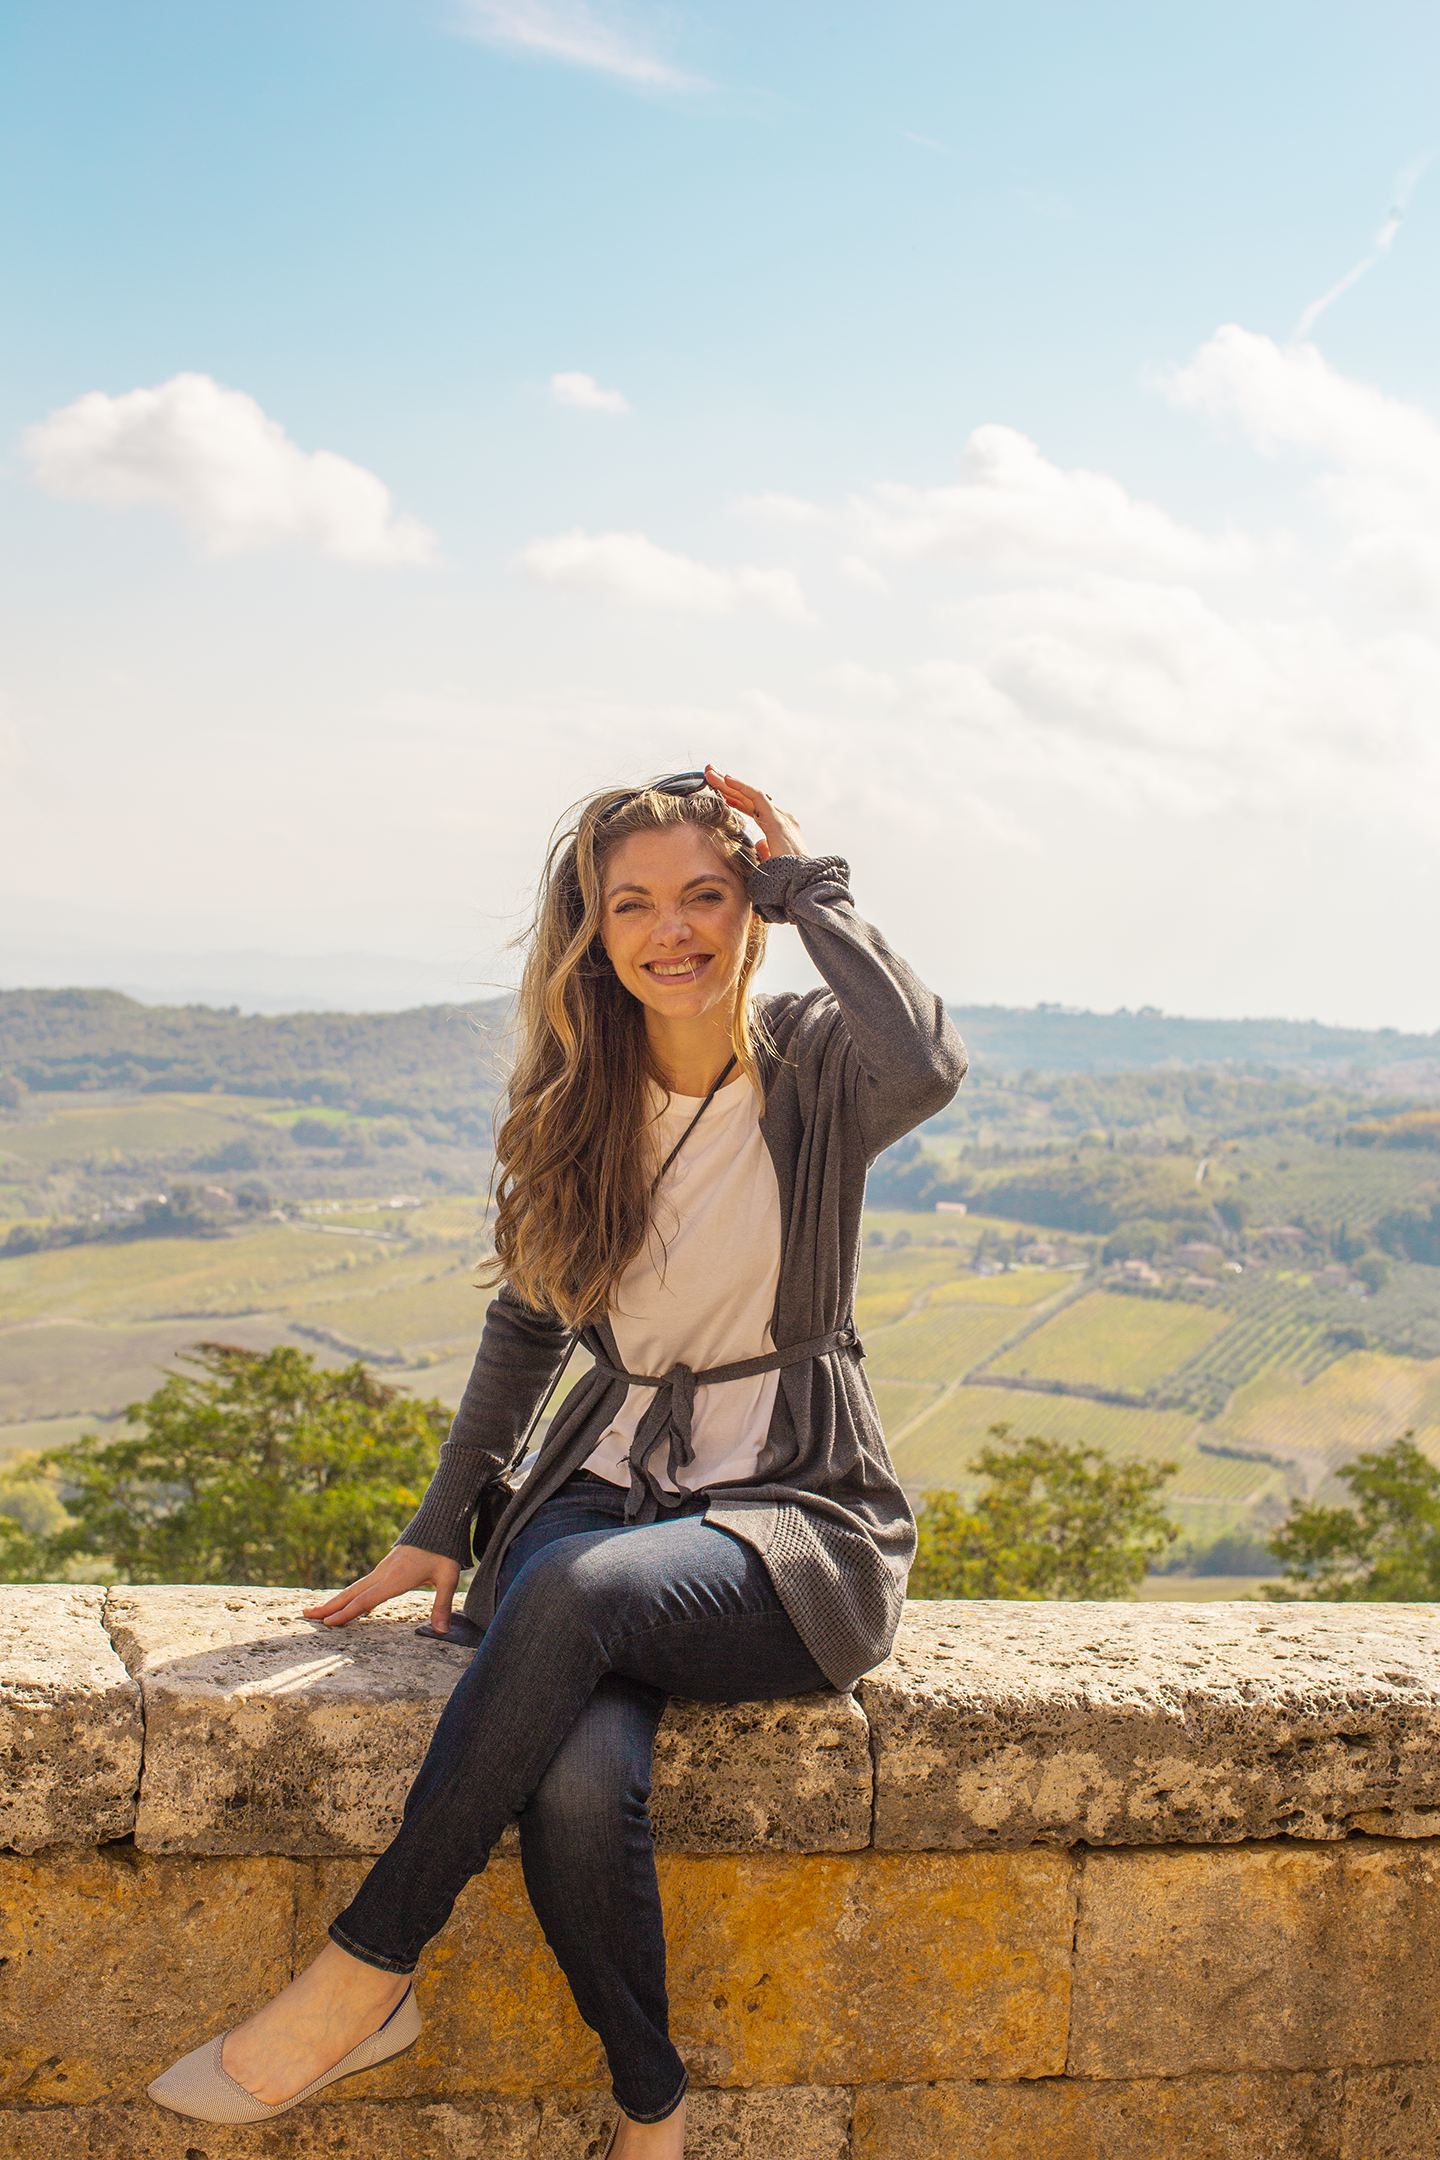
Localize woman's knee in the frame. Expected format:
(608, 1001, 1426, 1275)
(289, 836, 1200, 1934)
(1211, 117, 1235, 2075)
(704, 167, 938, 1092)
(501, 1530, 636, 1636)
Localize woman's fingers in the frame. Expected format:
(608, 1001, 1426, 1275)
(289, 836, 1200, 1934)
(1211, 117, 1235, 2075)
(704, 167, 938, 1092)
(303, 1563, 388, 1620)
(706, 761, 756, 806)
(706, 764, 769, 819)
(429, 1577, 457, 1635)
(302, 1547, 459, 1629)
(706, 766, 771, 856)
(303, 1581, 373, 1622)
(707, 764, 807, 861)
(305, 1578, 387, 1628)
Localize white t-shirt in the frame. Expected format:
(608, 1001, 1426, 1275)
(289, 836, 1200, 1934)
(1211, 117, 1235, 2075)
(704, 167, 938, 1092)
(582, 1073, 783, 1494)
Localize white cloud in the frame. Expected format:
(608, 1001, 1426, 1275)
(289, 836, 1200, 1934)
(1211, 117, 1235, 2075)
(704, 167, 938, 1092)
(23, 373, 436, 565)
(1339, 529, 1440, 616)
(736, 491, 823, 528)
(746, 423, 1249, 581)
(1166, 327, 1440, 510)
(458, 1, 696, 88)
(550, 370, 629, 415)
(1166, 325, 1440, 613)
(912, 573, 1440, 827)
(518, 527, 813, 621)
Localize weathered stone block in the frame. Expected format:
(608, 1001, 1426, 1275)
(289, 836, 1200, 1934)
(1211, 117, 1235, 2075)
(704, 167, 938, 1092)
(1070, 1838, 1440, 2078)
(110, 1586, 869, 1856)
(107, 1586, 474, 1857)
(659, 1850, 1075, 2087)
(0, 1585, 142, 1852)
(863, 1601, 1440, 1850)
(0, 1846, 298, 2103)
(1342, 2064, 1440, 2160)
(650, 1692, 871, 1852)
(853, 2071, 1344, 2160)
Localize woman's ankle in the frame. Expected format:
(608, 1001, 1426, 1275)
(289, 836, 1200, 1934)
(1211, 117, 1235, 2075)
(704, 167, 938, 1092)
(613, 2094, 685, 2154)
(305, 1941, 411, 2004)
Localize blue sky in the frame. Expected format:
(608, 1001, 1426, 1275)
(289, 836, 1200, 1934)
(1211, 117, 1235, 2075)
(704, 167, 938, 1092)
(4, 1, 1440, 1024)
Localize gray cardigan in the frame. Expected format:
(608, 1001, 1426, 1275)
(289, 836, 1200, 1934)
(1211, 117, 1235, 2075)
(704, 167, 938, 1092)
(399, 854, 967, 1690)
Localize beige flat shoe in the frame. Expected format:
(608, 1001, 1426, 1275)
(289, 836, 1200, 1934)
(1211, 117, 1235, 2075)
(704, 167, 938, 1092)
(147, 1984, 420, 2125)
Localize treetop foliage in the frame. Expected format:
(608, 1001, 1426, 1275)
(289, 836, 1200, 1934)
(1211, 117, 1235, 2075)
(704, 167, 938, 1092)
(1264, 1434, 1440, 1601)
(909, 1424, 1179, 1600)
(37, 1343, 452, 1589)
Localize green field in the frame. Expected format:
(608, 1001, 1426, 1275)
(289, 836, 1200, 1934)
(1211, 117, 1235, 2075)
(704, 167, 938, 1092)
(1218, 1351, 1440, 1479)
(986, 1289, 1232, 1392)
(867, 1299, 1065, 1387)
(0, 1096, 270, 1165)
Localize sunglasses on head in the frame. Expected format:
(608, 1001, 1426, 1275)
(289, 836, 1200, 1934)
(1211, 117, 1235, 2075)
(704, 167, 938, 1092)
(597, 771, 711, 822)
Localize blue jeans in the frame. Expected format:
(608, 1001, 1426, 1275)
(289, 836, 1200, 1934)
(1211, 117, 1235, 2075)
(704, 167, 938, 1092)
(329, 1472, 827, 2122)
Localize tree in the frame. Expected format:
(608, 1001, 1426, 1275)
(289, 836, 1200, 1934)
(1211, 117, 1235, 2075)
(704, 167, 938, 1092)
(40, 1343, 451, 1588)
(0, 1512, 48, 1583)
(1375, 1194, 1440, 1268)
(909, 1423, 1179, 1599)
(1264, 1434, 1440, 1600)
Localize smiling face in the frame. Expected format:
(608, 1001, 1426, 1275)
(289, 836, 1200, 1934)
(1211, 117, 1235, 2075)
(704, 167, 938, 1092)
(598, 824, 753, 1031)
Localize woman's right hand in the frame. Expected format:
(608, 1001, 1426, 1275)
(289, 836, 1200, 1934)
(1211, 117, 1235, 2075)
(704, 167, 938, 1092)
(304, 1545, 461, 1632)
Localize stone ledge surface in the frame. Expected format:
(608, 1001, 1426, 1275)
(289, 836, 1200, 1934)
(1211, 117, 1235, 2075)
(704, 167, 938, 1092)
(18, 1586, 1440, 1862)
(0, 1585, 142, 1853)
(861, 1600, 1440, 1850)
(107, 1586, 871, 1855)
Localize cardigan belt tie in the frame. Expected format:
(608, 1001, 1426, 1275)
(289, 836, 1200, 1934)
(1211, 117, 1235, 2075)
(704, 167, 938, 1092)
(590, 1327, 863, 1523)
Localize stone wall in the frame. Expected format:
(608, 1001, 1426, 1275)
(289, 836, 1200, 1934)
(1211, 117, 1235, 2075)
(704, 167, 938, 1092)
(5, 1585, 1440, 2157)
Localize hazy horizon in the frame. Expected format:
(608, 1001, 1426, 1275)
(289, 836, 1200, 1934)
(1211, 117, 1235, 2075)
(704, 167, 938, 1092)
(4, 945, 1439, 1040)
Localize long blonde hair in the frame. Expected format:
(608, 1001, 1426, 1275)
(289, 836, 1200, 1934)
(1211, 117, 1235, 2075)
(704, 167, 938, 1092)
(484, 781, 770, 1325)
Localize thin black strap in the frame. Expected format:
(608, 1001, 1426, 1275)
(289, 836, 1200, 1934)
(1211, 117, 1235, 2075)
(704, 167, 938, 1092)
(652, 1053, 738, 1193)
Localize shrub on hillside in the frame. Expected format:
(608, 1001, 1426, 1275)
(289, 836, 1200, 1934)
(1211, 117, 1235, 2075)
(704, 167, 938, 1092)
(37, 1344, 451, 1588)
(1100, 1217, 1172, 1262)
(909, 1425, 1178, 1599)
(1375, 1192, 1440, 1268)
(978, 1159, 1216, 1236)
(291, 1115, 345, 1148)
(1344, 1111, 1440, 1151)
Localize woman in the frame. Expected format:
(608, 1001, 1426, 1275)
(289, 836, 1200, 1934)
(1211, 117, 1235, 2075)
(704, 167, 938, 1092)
(148, 765, 965, 2154)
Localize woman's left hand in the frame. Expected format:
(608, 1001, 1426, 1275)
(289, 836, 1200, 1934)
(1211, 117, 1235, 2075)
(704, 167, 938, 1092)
(706, 765, 808, 861)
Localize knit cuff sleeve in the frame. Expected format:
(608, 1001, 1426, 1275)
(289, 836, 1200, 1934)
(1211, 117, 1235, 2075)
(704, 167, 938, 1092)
(396, 1450, 498, 1569)
(746, 854, 851, 924)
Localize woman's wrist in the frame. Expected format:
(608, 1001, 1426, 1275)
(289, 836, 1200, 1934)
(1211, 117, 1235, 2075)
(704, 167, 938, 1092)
(746, 853, 851, 924)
